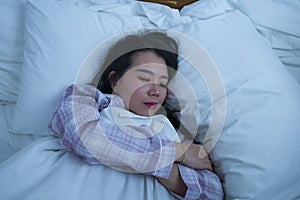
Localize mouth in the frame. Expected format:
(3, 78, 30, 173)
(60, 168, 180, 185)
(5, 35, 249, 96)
(144, 102, 158, 108)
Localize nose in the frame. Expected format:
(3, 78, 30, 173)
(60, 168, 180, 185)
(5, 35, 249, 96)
(148, 83, 160, 97)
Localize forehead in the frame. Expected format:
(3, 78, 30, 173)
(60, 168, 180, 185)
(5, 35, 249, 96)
(129, 51, 168, 76)
(131, 51, 166, 66)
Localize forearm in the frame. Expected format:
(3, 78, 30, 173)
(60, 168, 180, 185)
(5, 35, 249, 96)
(178, 165, 224, 200)
(156, 163, 187, 197)
(157, 162, 223, 200)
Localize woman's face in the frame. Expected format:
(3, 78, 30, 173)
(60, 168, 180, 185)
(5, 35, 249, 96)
(112, 51, 169, 116)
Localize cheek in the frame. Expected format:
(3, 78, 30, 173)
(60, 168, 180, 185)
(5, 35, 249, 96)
(129, 86, 147, 101)
(161, 88, 168, 100)
(118, 84, 146, 111)
(117, 79, 141, 99)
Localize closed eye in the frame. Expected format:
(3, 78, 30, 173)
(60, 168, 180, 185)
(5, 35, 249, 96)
(138, 76, 150, 82)
(160, 83, 167, 88)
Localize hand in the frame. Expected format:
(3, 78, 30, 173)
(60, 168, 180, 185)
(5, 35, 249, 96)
(175, 142, 213, 171)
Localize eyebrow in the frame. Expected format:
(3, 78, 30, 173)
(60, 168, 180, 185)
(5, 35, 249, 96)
(135, 69, 169, 79)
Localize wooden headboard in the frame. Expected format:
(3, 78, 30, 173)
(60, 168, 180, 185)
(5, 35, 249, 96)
(139, 0, 197, 9)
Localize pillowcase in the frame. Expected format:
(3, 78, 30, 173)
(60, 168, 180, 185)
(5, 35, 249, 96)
(181, 0, 300, 84)
(0, 0, 25, 63)
(0, 0, 25, 102)
(227, 0, 300, 84)
(11, 0, 160, 135)
(178, 0, 300, 199)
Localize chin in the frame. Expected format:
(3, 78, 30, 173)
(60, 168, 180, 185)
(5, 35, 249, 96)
(130, 107, 159, 117)
(137, 110, 156, 117)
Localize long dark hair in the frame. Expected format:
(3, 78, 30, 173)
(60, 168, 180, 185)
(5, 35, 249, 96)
(94, 31, 181, 129)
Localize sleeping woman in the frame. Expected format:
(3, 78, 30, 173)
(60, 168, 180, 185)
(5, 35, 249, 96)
(49, 31, 224, 199)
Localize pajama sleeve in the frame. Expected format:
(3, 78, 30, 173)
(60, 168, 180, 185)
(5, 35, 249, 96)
(174, 165, 224, 200)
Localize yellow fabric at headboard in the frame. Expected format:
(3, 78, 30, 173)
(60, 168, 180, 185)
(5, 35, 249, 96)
(139, 0, 197, 9)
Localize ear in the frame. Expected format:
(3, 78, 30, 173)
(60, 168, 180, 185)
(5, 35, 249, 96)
(108, 71, 118, 89)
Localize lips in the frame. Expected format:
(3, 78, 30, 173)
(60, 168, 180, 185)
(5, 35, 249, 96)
(144, 102, 158, 108)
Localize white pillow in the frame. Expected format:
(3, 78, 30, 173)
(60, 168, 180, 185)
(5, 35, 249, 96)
(178, 0, 300, 199)
(0, 0, 25, 102)
(11, 0, 160, 135)
(227, 0, 300, 84)
(0, 0, 25, 63)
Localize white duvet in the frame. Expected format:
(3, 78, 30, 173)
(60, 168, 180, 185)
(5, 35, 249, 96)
(0, 136, 176, 200)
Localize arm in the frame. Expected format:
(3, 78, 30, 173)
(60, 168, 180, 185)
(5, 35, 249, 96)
(158, 165, 223, 200)
(49, 84, 177, 178)
(156, 163, 187, 197)
(177, 166, 224, 200)
(157, 144, 224, 200)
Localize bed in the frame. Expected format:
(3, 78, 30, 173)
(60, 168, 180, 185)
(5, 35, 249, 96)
(0, 0, 300, 199)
